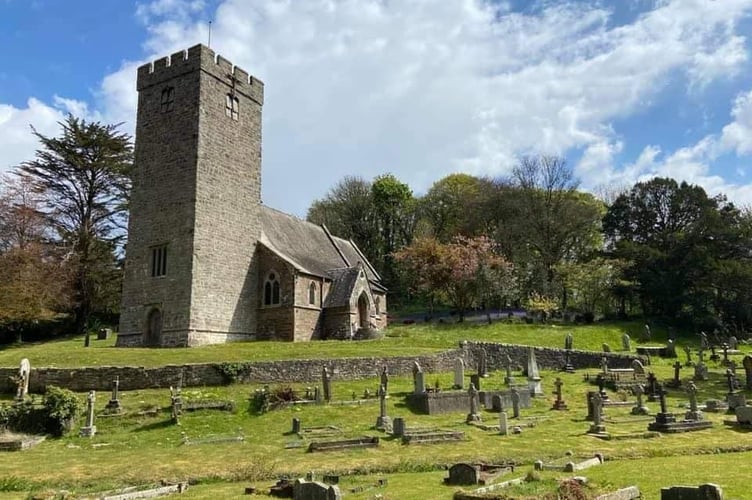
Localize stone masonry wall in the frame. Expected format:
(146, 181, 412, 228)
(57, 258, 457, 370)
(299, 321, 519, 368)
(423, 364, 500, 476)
(0, 341, 643, 394)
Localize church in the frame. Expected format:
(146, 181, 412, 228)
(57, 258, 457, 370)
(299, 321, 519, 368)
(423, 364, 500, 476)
(117, 44, 387, 347)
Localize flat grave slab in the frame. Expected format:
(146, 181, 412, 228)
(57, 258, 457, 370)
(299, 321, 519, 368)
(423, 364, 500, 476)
(308, 436, 379, 452)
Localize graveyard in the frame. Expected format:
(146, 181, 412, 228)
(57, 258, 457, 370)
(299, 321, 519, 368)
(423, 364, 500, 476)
(1, 321, 752, 499)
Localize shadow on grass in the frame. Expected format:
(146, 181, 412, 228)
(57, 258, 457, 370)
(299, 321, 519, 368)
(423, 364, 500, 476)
(133, 419, 175, 432)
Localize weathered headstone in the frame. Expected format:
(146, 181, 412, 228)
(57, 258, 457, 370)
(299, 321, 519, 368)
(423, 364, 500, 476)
(684, 381, 703, 421)
(728, 335, 738, 350)
(477, 348, 488, 378)
(722, 343, 731, 365)
(380, 365, 389, 395)
(466, 383, 481, 423)
(621, 333, 631, 352)
(392, 417, 406, 437)
(453, 358, 465, 389)
(105, 376, 121, 412)
(552, 377, 567, 410)
(602, 343, 611, 353)
(670, 361, 682, 387)
(647, 372, 659, 401)
(588, 393, 606, 434)
(743, 355, 752, 390)
(322, 367, 332, 402)
(565, 332, 573, 350)
(80, 390, 97, 437)
(499, 411, 508, 435)
(170, 386, 182, 424)
(631, 359, 645, 378)
(700, 331, 709, 349)
(726, 368, 737, 394)
(375, 384, 392, 431)
(292, 417, 301, 434)
(527, 348, 543, 396)
(631, 384, 649, 415)
(660, 483, 723, 500)
(469, 374, 481, 392)
(644, 324, 652, 341)
(683, 346, 693, 367)
(504, 354, 515, 386)
(491, 394, 503, 412)
(601, 356, 609, 374)
(666, 339, 677, 358)
(510, 389, 521, 419)
(292, 478, 342, 500)
(14, 358, 30, 402)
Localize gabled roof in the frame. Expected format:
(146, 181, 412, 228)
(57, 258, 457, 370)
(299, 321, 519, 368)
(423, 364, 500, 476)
(323, 267, 362, 308)
(259, 206, 382, 286)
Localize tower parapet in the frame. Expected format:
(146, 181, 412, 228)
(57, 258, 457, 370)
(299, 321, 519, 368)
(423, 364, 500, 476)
(137, 45, 263, 105)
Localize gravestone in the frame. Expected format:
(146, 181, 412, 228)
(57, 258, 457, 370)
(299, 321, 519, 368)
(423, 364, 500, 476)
(470, 374, 481, 392)
(728, 335, 738, 350)
(412, 361, 425, 394)
(504, 354, 515, 386)
(631, 359, 646, 378)
(725, 369, 737, 395)
(721, 344, 730, 365)
(80, 390, 97, 437)
(565, 332, 573, 350)
(631, 384, 649, 415)
(684, 346, 693, 367)
(648, 384, 677, 431)
(563, 349, 575, 373)
(666, 339, 677, 358)
(292, 417, 301, 434)
(743, 355, 752, 390)
(644, 324, 652, 341)
(684, 381, 703, 421)
(14, 358, 30, 402)
(322, 367, 332, 402)
(499, 411, 508, 435)
(602, 343, 611, 353)
(588, 393, 606, 434)
(660, 483, 723, 500)
(491, 394, 503, 412)
(586, 391, 600, 421)
(380, 365, 389, 395)
(510, 389, 521, 419)
(622, 333, 631, 351)
(453, 358, 465, 389)
(699, 331, 709, 349)
(392, 417, 406, 437)
(170, 386, 182, 424)
(375, 384, 392, 431)
(477, 348, 488, 378)
(646, 372, 659, 401)
(669, 361, 682, 388)
(694, 359, 709, 382)
(292, 478, 342, 500)
(527, 348, 543, 396)
(601, 357, 609, 374)
(105, 376, 121, 412)
(466, 383, 481, 423)
(552, 377, 567, 410)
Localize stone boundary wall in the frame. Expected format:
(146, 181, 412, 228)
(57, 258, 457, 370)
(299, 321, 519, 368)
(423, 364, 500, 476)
(0, 342, 643, 394)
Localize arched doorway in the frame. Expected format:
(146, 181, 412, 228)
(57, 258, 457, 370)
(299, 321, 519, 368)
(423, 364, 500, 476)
(145, 308, 162, 346)
(357, 293, 369, 329)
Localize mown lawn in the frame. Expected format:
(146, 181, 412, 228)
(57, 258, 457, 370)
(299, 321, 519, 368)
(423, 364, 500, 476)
(0, 320, 684, 368)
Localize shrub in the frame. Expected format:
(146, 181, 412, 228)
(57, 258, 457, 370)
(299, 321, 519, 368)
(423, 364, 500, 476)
(43, 386, 81, 436)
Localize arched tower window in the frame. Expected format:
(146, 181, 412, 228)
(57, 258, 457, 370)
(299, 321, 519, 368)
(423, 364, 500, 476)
(309, 282, 317, 305)
(225, 94, 239, 120)
(160, 87, 174, 113)
(264, 272, 280, 306)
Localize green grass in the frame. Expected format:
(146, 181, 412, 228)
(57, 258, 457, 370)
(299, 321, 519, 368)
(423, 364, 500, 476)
(0, 320, 682, 368)
(0, 320, 750, 499)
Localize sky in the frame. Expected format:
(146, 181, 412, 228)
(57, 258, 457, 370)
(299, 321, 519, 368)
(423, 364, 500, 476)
(2, 0, 752, 217)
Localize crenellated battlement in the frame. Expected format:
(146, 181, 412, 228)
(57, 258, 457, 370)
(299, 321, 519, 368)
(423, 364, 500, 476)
(136, 44, 263, 105)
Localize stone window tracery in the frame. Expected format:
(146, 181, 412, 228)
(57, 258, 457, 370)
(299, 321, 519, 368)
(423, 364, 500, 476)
(264, 271, 280, 306)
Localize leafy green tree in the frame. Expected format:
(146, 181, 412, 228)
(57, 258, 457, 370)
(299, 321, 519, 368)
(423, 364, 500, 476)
(17, 115, 132, 339)
(420, 174, 492, 241)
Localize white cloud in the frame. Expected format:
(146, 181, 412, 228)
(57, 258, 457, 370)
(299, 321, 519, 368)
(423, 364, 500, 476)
(0, 98, 66, 170)
(721, 90, 752, 156)
(4, 0, 752, 214)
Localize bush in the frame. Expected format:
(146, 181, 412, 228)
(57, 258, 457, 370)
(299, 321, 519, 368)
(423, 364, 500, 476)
(43, 386, 81, 436)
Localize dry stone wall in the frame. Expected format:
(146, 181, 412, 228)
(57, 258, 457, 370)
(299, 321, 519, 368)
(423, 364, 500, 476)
(0, 341, 643, 394)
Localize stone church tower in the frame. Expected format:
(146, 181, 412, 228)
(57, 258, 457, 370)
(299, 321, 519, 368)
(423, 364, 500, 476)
(118, 45, 264, 346)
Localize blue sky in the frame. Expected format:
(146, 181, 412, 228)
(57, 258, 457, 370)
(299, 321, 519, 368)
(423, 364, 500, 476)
(2, 0, 752, 216)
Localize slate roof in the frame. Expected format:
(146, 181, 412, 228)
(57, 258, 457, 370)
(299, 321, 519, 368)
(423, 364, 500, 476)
(259, 206, 383, 288)
(323, 267, 362, 308)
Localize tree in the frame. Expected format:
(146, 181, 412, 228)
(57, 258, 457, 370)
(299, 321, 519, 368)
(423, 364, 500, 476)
(17, 115, 132, 339)
(420, 174, 491, 241)
(603, 177, 752, 328)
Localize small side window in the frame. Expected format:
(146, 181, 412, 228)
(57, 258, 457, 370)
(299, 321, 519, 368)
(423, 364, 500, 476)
(160, 87, 174, 113)
(225, 94, 239, 120)
(150, 244, 168, 277)
(309, 282, 317, 305)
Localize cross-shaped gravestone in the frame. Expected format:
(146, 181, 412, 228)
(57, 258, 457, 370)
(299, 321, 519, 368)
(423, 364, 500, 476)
(380, 366, 389, 394)
(375, 384, 392, 431)
(647, 372, 658, 399)
(552, 377, 567, 410)
(657, 384, 669, 415)
(687, 381, 699, 413)
(631, 384, 649, 415)
(105, 376, 121, 412)
(722, 344, 730, 364)
(80, 390, 97, 437)
(588, 393, 606, 434)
